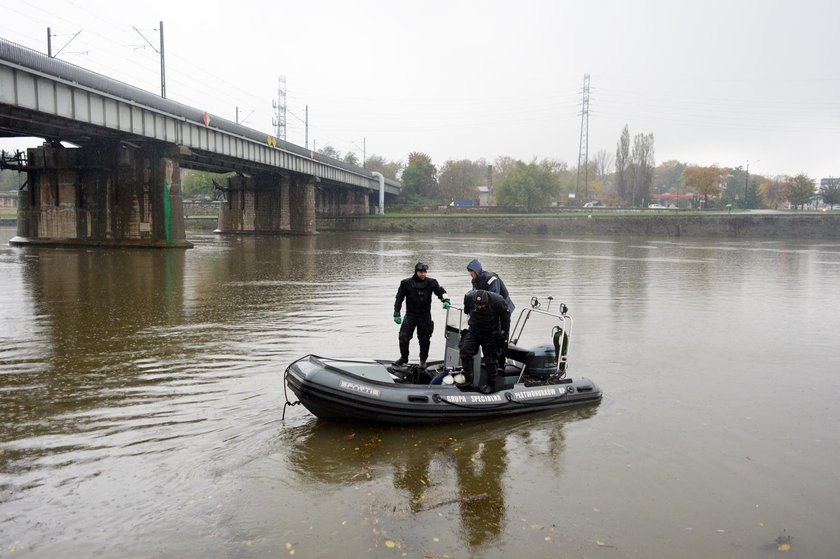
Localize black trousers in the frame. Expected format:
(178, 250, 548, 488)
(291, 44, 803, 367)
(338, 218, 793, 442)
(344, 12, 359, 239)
(398, 312, 434, 360)
(459, 329, 501, 380)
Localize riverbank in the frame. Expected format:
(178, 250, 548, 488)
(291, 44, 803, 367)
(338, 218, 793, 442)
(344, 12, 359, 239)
(317, 212, 840, 238)
(6, 213, 839, 239)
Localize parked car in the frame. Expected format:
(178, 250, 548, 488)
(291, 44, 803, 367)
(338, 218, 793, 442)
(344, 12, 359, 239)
(648, 203, 666, 209)
(583, 201, 603, 208)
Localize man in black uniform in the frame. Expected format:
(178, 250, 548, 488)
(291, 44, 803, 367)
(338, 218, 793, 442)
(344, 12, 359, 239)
(393, 262, 450, 369)
(460, 289, 511, 393)
(466, 259, 514, 313)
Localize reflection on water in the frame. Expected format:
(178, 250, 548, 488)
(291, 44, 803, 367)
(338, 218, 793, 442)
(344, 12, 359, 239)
(2, 228, 840, 558)
(285, 406, 597, 551)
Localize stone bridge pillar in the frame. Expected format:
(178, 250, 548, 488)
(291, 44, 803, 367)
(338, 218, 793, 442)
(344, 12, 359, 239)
(11, 142, 191, 248)
(289, 176, 317, 235)
(216, 172, 299, 234)
(314, 185, 370, 217)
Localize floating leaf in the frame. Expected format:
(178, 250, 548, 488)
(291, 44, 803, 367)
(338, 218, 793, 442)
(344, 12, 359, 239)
(778, 543, 791, 552)
(385, 539, 396, 548)
(343, 433, 356, 441)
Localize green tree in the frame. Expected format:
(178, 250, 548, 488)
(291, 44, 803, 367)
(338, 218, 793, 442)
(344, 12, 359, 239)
(182, 170, 233, 200)
(819, 179, 840, 208)
(317, 145, 341, 160)
(1, 169, 25, 191)
(722, 166, 744, 207)
(438, 158, 487, 202)
(785, 174, 816, 209)
(343, 152, 359, 166)
(494, 159, 559, 212)
(653, 160, 686, 194)
(364, 154, 403, 180)
(400, 152, 438, 201)
(684, 165, 722, 208)
(759, 178, 787, 209)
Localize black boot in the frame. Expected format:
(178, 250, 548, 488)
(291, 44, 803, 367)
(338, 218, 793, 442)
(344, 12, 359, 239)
(393, 356, 408, 366)
(460, 357, 474, 385)
(482, 361, 498, 393)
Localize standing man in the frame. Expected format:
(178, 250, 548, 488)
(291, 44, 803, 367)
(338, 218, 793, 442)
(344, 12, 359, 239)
(466, 259, 515, 313)
(393, 262, 450, 369)
(460, 289, 511, 393)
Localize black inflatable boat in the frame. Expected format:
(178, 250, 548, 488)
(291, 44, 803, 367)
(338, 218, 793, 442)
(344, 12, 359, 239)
(284, 297, 602, 424)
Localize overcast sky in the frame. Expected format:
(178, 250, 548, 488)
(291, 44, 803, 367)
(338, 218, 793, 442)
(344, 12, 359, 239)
(1, 0, 838, 179)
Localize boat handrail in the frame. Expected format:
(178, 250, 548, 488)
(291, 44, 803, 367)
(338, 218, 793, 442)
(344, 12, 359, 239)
(447, 296, 573, 377)
(510, 306, 569, 343)
(510, 304, 573, 377)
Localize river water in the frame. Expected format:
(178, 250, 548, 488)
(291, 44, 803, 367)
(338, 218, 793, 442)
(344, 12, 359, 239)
(1, 227, 839, 558)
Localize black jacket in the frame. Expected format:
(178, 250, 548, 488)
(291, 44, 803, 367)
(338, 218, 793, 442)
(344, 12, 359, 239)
(394, 275, 448, 316)
(466, 259, 514, 312)
(463, 290, 511, 337)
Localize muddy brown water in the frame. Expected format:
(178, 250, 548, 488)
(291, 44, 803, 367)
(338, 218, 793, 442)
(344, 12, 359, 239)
(2, 228, 839, 557)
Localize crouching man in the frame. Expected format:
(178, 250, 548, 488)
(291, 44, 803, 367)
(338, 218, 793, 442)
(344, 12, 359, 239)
(460, 289, 511, 393)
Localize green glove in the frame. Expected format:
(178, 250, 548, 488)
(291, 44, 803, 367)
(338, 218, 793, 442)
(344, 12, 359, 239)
(442, 299, 451, 310)
(393, 315, 402, 325)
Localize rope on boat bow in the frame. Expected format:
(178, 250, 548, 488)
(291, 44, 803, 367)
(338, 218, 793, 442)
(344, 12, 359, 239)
(281, 354, 313, 420)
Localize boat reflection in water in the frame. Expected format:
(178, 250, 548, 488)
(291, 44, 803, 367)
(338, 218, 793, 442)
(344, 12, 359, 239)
(284, 405, 599, 550)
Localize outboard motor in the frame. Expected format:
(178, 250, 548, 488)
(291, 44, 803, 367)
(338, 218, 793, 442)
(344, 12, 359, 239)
(523, 343, 556, 378)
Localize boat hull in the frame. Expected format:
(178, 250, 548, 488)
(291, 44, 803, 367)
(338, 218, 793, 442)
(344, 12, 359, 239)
(285, 356, 602, 424)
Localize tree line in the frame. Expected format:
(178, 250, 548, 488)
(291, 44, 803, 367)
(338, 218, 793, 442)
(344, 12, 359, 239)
(313, 133, 838, 211)
(8, 134, 834, 211)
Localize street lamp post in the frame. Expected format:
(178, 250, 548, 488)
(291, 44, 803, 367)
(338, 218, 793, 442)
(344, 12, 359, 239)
(744, 159, 759, 209)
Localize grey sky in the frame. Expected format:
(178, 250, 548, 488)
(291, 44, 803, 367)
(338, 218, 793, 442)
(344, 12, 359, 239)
(1, 0, 838, 179)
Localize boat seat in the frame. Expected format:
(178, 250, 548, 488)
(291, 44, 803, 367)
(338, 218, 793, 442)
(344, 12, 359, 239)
(502, 364, 523, 377)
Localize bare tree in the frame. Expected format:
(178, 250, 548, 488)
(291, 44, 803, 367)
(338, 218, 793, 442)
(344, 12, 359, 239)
(593, 149, 614, 182)
(630, 132, 655, 206)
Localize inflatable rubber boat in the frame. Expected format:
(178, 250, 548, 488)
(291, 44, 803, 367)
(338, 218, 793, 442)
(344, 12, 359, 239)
(283, 296, 602, 424)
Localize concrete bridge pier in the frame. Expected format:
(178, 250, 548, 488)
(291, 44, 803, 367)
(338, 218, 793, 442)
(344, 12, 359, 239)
(11, 142, 191, 248)
(217, 173, 318, 235)
(316, 186, 370, 217)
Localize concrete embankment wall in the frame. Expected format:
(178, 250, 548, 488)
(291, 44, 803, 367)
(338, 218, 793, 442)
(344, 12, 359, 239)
(317, 213, 840, 239)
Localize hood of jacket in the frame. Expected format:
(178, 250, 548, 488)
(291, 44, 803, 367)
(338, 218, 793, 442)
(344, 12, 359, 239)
(466, 259, 483, 275)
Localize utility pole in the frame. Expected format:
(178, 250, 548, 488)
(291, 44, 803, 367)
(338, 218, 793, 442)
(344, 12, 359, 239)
(159, 21, 166, 99)
(362, 137, 366, 168)
(235, 107, 253, 125)
(132, 23, 165, 98)
(575, 74, 591, 203)
(305, 105, 309, 149)
(47, 27, 82, 58)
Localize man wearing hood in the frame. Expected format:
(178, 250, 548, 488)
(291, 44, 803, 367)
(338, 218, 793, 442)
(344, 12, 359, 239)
(466, 259, 514, 313)
(460, 289, 511, 393)
(393, 262, 450, 369)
